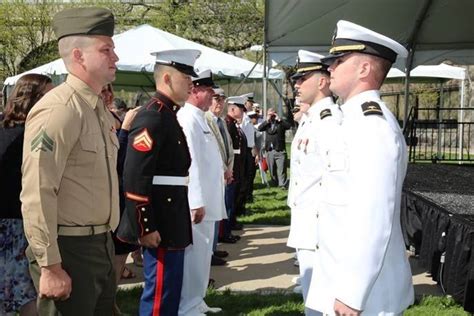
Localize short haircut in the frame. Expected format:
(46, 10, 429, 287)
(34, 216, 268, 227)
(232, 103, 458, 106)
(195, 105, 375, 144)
(153, 63, 176, 84)
(58, 35, 96, 68)
(360, 54, 392, 87)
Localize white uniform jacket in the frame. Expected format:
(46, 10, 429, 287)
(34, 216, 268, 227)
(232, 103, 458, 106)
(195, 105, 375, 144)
(239, 113, 255, 148)
(307, 90, 414, 315)
(177, 103, 226, 221)
(287, 97, 341, 250)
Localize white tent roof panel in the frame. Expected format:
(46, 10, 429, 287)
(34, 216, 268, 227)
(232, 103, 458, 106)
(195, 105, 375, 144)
(5, 24, 284, 87)
(265, 0, 474, 68)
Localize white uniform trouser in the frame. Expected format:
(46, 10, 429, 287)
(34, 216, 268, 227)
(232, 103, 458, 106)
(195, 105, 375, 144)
(179, 221, 215, 316)
(297, 248, 322, 316)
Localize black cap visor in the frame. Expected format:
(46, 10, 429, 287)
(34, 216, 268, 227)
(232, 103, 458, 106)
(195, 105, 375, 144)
(193, 77, 215, 87)
(320, 52, 352, 66)
(157, 61, 198, 77)
(229, 103, 246, 111)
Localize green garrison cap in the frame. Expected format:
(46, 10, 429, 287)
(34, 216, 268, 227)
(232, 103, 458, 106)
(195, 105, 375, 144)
(53, 7, 114, 40)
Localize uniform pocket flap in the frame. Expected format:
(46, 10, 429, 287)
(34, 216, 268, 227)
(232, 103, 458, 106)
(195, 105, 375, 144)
(79, 134, 99, 152)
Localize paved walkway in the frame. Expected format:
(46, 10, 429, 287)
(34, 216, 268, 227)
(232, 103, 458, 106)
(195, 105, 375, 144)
(119, 225, 442, 298)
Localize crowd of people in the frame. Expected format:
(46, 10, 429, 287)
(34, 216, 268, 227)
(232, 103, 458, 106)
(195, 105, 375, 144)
(0, 6, 415, 316)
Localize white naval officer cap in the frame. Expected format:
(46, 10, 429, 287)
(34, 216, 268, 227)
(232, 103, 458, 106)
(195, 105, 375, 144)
(240, 92, 254, 103)
(322, 20, 408, 65)
(192, 69, 215, 87)
(291, 50, 328, 80)
(226, 95, 246, 110)
(150, 49, 201, 77)
(247, 110, 258, 117)
(213, 86, 225, 97)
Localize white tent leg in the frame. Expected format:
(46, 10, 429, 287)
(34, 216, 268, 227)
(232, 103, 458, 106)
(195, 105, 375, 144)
(458, 79, 465, 163)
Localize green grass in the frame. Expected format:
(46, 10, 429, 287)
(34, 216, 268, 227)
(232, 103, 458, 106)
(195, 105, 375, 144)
(405, 296, 469, 316)
(239, 181, 291, 226)
(116, 287, 304, 315)
(116, 287, 469, 316)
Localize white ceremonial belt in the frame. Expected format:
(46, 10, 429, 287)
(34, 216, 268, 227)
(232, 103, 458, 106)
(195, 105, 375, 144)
(152, 175, 189, 186)
(233, 149, 241, 154)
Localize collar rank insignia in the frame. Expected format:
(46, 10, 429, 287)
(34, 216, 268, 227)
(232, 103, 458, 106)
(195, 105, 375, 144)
(133, 128, 153, 152)
(361, 101, 383, 116)
(320, 109, 332, 120)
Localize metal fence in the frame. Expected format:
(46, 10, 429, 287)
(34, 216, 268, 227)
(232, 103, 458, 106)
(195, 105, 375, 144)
(404, 107, 474, 162)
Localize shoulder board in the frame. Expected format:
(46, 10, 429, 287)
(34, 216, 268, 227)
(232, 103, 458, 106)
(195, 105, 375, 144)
(320, 108, 332, 120)
(361, 101, 383, 116)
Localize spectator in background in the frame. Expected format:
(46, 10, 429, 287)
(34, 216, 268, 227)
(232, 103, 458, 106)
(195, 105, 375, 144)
(104, 86, 144, 273)
(0, 73, 53, 316)
(99, 84, 141, 315)
(113, 97, 128, 121)
(258, 107, 292, 188)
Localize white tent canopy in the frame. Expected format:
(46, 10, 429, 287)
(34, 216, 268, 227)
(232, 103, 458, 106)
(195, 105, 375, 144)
(265, 0, 474, 68)
(4, 24, 284, 89)
(264, 0, 474, 125)
(387, 64, 466, 81)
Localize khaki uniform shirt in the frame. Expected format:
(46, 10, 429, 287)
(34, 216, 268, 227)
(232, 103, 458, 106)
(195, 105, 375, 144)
(21, 74, 119, 267)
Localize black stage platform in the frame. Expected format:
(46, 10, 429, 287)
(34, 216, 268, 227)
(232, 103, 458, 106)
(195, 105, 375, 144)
(402, 163, 474, 312)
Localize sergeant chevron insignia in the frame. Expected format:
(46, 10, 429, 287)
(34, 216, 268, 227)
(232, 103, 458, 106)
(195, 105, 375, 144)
(361, 101, 383, 116)
(31, 130, 54, 152)
(133, 128, 153, 152)
(320, 108, 332, 120)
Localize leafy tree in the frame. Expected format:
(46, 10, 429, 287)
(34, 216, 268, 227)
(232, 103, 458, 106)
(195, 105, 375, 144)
(0, 0, 264, 82)
(0, 1, 59, 79)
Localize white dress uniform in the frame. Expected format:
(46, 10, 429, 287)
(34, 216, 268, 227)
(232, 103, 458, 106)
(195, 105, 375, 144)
(287, 97, 341, 315)
(177, 101, 226, 316)
(306, 90, 414, 315)
(240, 113, 256, 148)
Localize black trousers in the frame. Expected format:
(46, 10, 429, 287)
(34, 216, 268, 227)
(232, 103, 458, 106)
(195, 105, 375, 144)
(245, 150, 257, 201)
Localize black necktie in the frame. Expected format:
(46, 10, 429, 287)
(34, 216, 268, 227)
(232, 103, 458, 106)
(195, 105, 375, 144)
(217, 117, 229, 160)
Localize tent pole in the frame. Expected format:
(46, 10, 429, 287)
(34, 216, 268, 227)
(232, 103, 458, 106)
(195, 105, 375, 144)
(403, 49, 414, 130)
(262, 11, 269, 117)
(403, 0, 433, 130)
(458, 78, 465, 162)
(233, 54, 263, 95)
(263, 44, 268, 118)
(437, 81, 444, 160)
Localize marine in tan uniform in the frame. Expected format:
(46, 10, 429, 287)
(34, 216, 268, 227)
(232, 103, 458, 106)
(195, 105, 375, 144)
(20, 7, 120, 315)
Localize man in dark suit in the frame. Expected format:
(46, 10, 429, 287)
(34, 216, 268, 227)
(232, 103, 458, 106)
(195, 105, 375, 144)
(258, 108, 292, 188)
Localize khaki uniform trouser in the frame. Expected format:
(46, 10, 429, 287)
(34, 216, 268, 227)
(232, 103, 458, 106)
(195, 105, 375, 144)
(26, 232, 116, 316)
